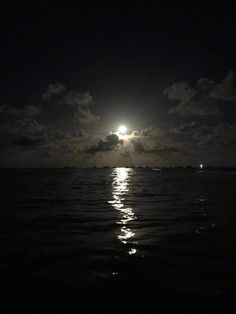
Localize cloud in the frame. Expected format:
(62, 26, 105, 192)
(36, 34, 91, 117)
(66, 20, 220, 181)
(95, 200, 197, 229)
(168, 120, 236, 151)
(164, 71, 236, 115)
(132, 127, 165, 138)
(64, 91, 93, 106)
(210, 71, 236, 101)
(130, 126, 188, 157)
(23, 105, 41, 117)
(85, 133, 122, 154)
(131, 138, 146, 153)
(42, 83, 93, 106)
(42, 83, 67, 99)
(1, 75, 235, 167)
(12, 134, 47, 147)
(41, 83, 98, 128)
(17, 118, 45, 133)
(0, 82, 99, 166)
(0, 105, 41, 118)
(131, 138, 185, 156)
(193, 123, 236, 148)
(120, 150, 133, 158)
(0, 105, 19, 116)
(130, 127, 171, 154)
(74, 107, 100, 125)
(169, 121, 198, 134)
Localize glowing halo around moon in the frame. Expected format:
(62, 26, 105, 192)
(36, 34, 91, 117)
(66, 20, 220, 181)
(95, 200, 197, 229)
(115, 125, 131, 140)
(118, 125, 127, 135)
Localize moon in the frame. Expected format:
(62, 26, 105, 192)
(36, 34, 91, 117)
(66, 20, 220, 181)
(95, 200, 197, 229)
(118, 125, 127, 135)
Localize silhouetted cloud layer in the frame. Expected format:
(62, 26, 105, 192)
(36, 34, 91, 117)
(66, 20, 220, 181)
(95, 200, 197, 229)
(0, 72, 236, 167)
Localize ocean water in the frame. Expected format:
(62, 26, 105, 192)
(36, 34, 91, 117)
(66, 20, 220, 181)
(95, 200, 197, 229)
(0, 168, 236, 313)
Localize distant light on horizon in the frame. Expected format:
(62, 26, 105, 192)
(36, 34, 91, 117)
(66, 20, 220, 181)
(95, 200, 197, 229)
(200, 164, 204, 169)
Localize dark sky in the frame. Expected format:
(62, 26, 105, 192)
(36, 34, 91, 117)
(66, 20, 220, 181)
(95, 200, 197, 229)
(0, 0, 236, 167)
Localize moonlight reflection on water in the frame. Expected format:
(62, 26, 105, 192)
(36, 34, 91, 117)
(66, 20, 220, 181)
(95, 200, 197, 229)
(109, 167, 137, 255)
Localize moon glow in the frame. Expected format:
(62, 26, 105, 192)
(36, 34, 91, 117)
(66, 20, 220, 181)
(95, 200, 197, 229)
(118, 125, 127, 135)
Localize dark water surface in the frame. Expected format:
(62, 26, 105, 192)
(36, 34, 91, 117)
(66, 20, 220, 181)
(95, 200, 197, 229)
(0, 168, 236, 313)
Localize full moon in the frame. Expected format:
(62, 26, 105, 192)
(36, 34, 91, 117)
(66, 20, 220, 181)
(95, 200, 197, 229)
(118, 125, 127, 134)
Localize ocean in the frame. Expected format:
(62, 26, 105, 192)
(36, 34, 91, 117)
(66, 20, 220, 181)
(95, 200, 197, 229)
(0, 168, 236, 313)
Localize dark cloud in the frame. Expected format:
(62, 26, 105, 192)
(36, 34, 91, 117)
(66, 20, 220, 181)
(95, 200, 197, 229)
(210, 71, 236, 101)
(42, 83, 93, 107)
(164, 71, 236, 116)
(18, 118, 44, 133)
(131, 138, 145, 153)
(41, 83, 67, 100)
(74, 107, 100, 125)
(168, 120, 236, 151)
(41, 83, 99, 128)
(73, 129, 88, 138)
(0, 105, 19, 116)
(132, 127, 165, 138)
(23, 105, 41, 117)
(0, 82, 99, 166)
(120, 150, 133, 158)
(0, 118, 45, 137)
(12, 134, 47, 147)
(169, 121, 198, 134)
(85, 133, 122, 154)
(64, 91, 93, 107)
(0, 74, 235, 167)
(130, 128, 169, 159)
(193, 123, 236, 148)
(131, 138, 186, 157)
(0, 105, 41, 118)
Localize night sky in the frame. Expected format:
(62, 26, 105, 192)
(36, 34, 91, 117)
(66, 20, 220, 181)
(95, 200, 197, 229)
(1, 1, 236, 167)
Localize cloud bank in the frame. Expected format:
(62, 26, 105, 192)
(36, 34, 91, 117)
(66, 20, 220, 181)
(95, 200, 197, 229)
(0, 72, 236, 167)
(164, 71, 236, 116)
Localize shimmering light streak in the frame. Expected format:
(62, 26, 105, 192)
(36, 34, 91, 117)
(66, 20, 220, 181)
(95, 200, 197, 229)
(109, 167, 137, 254)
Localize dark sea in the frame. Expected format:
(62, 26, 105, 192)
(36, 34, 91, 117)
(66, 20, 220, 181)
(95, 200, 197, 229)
(0, 168, 236, 313)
